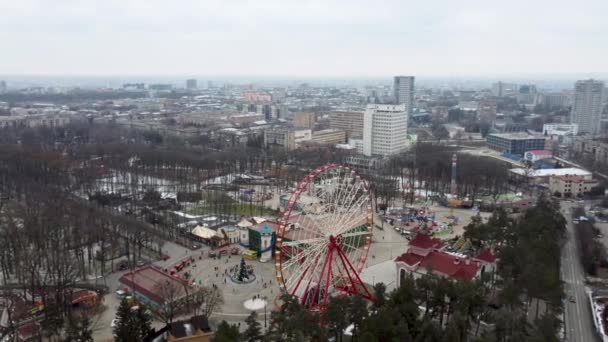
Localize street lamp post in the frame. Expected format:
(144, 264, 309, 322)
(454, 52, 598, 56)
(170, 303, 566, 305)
(263, 296, 268, 329)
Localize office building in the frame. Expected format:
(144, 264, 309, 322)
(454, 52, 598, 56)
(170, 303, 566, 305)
(329, 111, 364, 138)
(517, 84, 537, 104)
(293, 112, 315, 129)
(186, 79, 198, 89)
(486, 133, 545, 155)
(264, 128, 296, 150)
(363, 104, 408, 157)
(310, 129, 346, 145)
(536, 93, 572, 108)
(393, 76, 415, 113)
(491, 81, 517, 97)
(571, 79, 605, 134)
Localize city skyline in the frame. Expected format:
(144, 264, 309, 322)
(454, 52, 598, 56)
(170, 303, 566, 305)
(1, 0, 607, 77)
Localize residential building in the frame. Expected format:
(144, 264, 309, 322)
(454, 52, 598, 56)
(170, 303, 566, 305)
(573, 137, 608, 166)
(244, 91, 272, 102)
(536, 92, 572, 108)
(329, 111, 364, 138)
(363, 104, 409, 157)
(486, 133, 545, 155)
(186, 79, 198, 89)
(477, 99, 497, 122)
(264, 128, 296, 150)
(571, 79, 605, 134)
(0, 114, 71, 129)
(430, 106, 449, 121)
(395, 233, 497, 285)
(310, 129, 346, 145)
(517, 84, 537, 104)
(294, 129, 312, 145)
(549, 175, 599, 198)
(491, 81, 517, 97)
(293, 112, 315, 129)
(229, 113, 265, 126)
(393, 76, 415, 114)
(148, 316, 214, 342)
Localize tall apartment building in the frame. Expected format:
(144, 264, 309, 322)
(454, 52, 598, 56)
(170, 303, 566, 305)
(363, 104, 408, 157)
(186, 79, 197, 89)
(329, 111, 364, 138)
(293, 112, 315, 129)
(571, 79, 605, 134)
(393, 76, 415, 114)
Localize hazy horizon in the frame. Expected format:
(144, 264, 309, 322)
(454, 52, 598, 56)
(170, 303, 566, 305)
(1, 0, 607, 77)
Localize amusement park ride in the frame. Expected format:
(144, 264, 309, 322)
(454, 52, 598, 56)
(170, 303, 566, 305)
(274, 164, 375, 313)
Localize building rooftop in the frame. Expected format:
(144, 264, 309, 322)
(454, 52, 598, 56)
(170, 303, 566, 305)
(488, 132, 544, 140)
(408, 233, 445, 250)
(510, 167, 592, 178)
(119, 265, 190, 305)
(396, 250, 480, 281)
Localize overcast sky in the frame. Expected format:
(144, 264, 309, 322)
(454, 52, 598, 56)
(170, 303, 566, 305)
(1, 0, 607, 77)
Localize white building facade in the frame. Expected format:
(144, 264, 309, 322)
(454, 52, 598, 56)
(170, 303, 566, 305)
(571, 79, 605, 135)
(363, 104, 408, 157)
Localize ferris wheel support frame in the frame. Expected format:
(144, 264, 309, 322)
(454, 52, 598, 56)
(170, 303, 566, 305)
(274, 163, 375, 312)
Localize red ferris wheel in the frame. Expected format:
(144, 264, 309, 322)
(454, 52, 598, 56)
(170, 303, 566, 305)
(274, 164, 374, 312)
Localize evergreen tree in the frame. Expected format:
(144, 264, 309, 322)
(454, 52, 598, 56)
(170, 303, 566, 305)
(213, 321, 241, 342)
(63, 316, 93, 342)
(243, 311, 262, 342)
(113, 298, 152, 342)
(238, 258, 248, 282)
(349, 294, 369, 341)
(326, 296, 350, 342)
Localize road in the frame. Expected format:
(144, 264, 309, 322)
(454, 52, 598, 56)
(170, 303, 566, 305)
(560, 201, 597, 342)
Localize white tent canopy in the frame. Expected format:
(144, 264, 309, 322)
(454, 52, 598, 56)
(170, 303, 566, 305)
(191, 226, 217, 239)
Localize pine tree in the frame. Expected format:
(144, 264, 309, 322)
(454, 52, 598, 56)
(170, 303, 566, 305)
(64, 316, 93, 342)
(213, 321, 241, 342)
(114, 298, 137, 342)
(238, 257, 248, 282)
(243, 311, 262, 342)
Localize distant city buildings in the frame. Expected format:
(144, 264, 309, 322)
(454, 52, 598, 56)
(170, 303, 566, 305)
(491, 81, 517, 97)
(293, 112, 315, 129)
(477, 99, 497, 123)
(329, 111, 364, 138)
(310, 129, 346, 145)
(244, 91, 272, 102)
(486, 132, 545, 155)
(571, 79, 605, 135)
(264, 128, 295, 150)
(148, 84, 173, 91)
(542, 123, 579, 136)
(393, 76, 415, 114)
(186, 79, 198, 89)
(535, 92, 572, 108)
(517, 84, 537, 104)
(363, 104, 409, 157)
(0, 80, 7, 94)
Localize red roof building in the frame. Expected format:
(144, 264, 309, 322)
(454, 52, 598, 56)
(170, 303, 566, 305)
(119, 265, 192, 308)
(395, 234, 497, 285)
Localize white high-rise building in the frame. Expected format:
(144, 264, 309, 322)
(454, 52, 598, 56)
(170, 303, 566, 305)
(363, 104, 408, 157)
(393, 76, 415, 113)
(571, 79, 605, 134)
